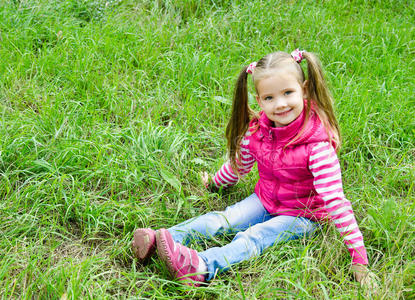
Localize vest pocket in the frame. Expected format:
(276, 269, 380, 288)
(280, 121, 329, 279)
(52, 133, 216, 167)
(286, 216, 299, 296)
(272, 167, 313, 202)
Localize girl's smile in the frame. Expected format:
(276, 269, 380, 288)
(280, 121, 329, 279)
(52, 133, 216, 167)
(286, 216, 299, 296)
(274, 109, 293, 116)
(255, 71, 306, 127)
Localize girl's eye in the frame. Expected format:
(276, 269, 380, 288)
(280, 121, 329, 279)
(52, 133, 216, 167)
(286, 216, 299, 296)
(264, 96, 273, 101)
(284, 91, 293, 96)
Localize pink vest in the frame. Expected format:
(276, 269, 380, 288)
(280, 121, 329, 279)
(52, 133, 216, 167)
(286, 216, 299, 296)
(247, 107, 333, 221)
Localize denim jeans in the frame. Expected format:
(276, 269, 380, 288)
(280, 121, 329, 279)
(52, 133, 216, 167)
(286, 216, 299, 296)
(168, 193, 317, 281)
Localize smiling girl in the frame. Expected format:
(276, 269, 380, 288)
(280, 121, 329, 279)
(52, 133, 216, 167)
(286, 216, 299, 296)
(132, 49, 376, 288)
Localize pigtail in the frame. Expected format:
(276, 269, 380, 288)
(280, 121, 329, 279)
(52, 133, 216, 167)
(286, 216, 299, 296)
(225, 66, 255, 177)
(303, 52, 341, 149)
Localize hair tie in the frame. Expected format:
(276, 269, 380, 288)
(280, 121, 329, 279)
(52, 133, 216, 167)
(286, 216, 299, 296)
(291, 49, 306, 63)
(246, 62, 257, 74)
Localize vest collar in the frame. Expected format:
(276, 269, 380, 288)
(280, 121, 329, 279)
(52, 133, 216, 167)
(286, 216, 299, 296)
(259, 109, 306, 144)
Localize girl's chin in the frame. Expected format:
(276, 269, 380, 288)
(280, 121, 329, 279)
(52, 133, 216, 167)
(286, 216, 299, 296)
(272, 116, 299, 127)
(271, 116, 294, 127)
(273, 121, 291, 127)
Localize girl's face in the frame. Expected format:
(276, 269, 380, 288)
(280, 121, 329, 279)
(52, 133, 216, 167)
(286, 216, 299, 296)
(255, 71, 306, 127)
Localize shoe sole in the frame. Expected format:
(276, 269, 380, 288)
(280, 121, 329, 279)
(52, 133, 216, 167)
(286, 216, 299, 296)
(132, 229, 156, 263)
(156, 229, 177, 277)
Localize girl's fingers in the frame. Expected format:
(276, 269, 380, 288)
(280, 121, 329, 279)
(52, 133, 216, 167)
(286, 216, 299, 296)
(352, 265, 379, 291)
(200, 172, 218, 192)
(362, 271, 379, 290)
(201, 171, 209, 187)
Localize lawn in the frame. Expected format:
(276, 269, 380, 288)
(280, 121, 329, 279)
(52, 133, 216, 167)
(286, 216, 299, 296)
(0, 0, 414, 298)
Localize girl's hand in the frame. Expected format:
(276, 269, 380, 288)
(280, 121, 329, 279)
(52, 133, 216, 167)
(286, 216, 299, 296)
(351, 264, 379, 290)
(201, 171, 210, 188)
(201, 171, 218, 192)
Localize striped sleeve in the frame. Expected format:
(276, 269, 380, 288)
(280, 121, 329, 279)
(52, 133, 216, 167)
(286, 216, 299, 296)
(309, 142, 368, 265)
(212, 132, 256, 189)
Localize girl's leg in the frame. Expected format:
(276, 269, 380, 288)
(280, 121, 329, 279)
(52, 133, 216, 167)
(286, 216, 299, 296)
(132, 194, 267, 263)
(199, 215, 317, 280)
(168, 193, 270, 245)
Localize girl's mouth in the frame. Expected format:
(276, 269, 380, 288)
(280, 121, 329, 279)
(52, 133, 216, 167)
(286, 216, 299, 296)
(274, 109, 292, 116)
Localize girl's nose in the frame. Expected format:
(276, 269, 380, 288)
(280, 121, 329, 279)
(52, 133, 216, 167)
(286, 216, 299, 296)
(274, 97, 287, 109)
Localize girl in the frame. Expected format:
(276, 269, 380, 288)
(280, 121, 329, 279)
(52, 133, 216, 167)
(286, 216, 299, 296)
(132, 49, 375, 287)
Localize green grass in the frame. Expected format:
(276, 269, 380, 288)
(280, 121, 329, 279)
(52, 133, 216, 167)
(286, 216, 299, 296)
(0, 0, 414, 298)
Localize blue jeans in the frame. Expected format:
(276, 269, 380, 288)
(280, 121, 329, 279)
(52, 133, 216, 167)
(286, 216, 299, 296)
(168, 193, 317, 281)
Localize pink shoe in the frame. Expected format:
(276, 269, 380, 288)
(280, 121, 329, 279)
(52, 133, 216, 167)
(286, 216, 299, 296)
(132, 228, 156, 263)
(156, 228, 206, 286)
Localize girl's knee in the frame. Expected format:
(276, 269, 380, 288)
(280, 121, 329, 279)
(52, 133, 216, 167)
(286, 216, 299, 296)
(204, 211, 231, 231)
(235, 225, 270, 253)
(233, 230, 262, 256)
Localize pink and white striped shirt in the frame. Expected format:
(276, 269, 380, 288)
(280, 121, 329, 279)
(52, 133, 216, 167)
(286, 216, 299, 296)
(309, 141, 367, 265)
(212, 135, 255, 188)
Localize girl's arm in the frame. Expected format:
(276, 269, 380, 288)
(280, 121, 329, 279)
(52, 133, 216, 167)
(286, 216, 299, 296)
(209, 133, 256, 190)
(308, 142, 369, 266)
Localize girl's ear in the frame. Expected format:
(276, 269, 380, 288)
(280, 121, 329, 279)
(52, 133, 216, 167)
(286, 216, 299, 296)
(302, 80, 309, 98)
(256, 95, 263, 109)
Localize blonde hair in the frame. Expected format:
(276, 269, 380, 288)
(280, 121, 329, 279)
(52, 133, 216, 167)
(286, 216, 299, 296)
(226, 51, 340, 176)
